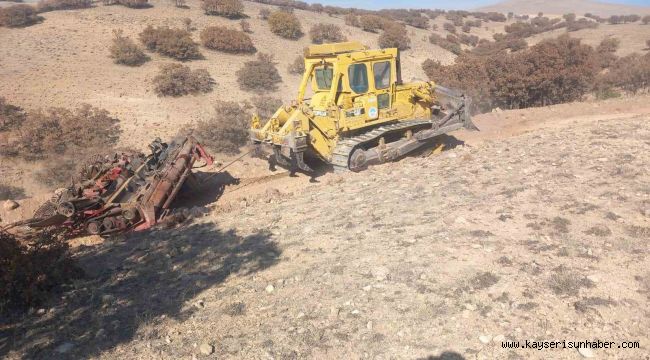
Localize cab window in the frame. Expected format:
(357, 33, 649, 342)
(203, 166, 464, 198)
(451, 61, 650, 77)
(315, 67, 333, 90)
(373, 61, 391, 89)
(348, 64, 368, 94)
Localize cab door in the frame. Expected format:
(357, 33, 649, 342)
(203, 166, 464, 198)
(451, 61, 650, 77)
(371, 60, 394, 121)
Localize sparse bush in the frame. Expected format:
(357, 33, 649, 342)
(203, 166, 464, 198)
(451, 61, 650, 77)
(378, 22, 410, 50)
(1, 230, 82, 313)
(36, 0, 91, 12)
(268, 10, 302, 39)
(201, 0, 244, 18)
(424, 35, 599, 112)
(175, 0, 186, 8)
(139, 25, 201, 60)
(429, 33, 461, 55)
(287, 54, 305, 75)
(109, 29, 149, 66)
(646, 39, 650, 48)
(309, 23, 346, 44)
(258, 8, 270, 20)
(195, 101, 251, 154)
(643, 15, 650, 25)
(596, 37, 619, 68)
(115, 0, 150, 8)
(462, 24, 471, 33)
(566, 18, 598, 32)
(405, 15, 428, 29)
(240, 19, 251, 33)
(458, 33, 479, 47)
(0, 4, 42, 28)
(152, 63, 214, 97)
(252, 96, 282, 120)
(344, 13, 360, 27)
(5, 105, 120, 160)
(237, 53, 282, 92)
(182, 18, 192, 31)
(601, 52, 650, 93)
(0, 97, 26, 132)
(443, 22, 456, 33)
(0, 184, 25, 201)
(200, 26, 255, 53)
(563, 13, 576, 22)
(359, 14, 384, 33)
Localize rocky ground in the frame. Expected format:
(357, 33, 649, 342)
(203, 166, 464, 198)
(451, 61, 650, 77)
(1, 96, 649, 359)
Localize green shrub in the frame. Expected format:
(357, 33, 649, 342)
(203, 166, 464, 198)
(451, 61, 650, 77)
(268, 11, 302, 39)
(109, 29, 149, 66)
(152, 63, 214, 97)
(139, 25, 201, 60)
(0, 5, 42, 28)
(195, 101, 251, 154)
(200, 26, 255, 53)
(309, 23, 346, 44)
(236, 53, 282, 92)
(201, 0, 244, 18)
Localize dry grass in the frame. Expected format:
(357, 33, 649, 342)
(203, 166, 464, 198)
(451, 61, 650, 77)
(152, 63, 214, 97)
(200, 26, 256, 54)
(195, 100, 251, 154)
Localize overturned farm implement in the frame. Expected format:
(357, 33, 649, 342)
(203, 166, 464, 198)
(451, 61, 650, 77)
(11, 136, 213, 237)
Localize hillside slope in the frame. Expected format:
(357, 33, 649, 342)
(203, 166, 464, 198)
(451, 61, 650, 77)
(478, 0, 650, 16)
(0, 0, 453, 150)
(2, 95, 649, 359)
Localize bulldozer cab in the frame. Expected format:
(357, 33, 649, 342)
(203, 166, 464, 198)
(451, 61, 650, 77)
(299, 42, 400, 130)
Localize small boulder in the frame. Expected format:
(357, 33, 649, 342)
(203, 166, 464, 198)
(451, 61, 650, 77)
(200, 343, 214, 355)
(3, 200, 19, 211)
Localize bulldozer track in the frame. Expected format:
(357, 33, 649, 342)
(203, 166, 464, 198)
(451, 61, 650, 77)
(331, 119, 432, 172)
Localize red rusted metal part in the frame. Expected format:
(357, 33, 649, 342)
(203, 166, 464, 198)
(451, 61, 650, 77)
(20, 136, 214, 237)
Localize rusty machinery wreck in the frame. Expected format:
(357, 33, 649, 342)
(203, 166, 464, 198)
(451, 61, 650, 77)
(5, 136, 213, 237)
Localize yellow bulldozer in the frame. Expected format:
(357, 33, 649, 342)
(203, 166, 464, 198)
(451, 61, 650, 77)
(250, 41, 477, 172)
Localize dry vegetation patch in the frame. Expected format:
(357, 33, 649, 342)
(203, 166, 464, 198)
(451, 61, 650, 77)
(424, 35, 601, 112)
(267, 11, 302, 40)
(195, 101, 251, 154)
(0, 4, 42, 28)
(109, 29, 149, 66)
(309, 23, 346, 44)
(36, 0, 91, 12)
(236, 53, 282, 92)
(200, 26, 255, 53)
(287, 55, 305, 75)
(1, 104, 120, 160)
(201, 0, 244, 19)
(139, 25, 201, 60)
(0, 231, 81, 314)
(378, 22, 411, 50)
(152, 63, 214, 97)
